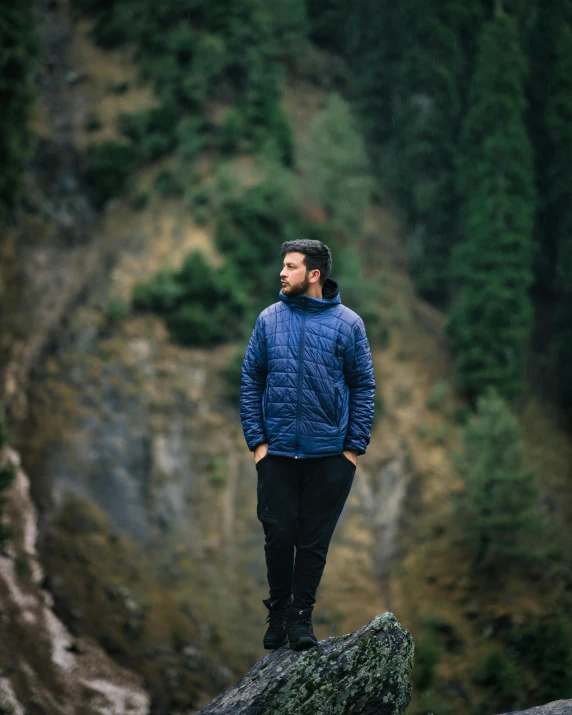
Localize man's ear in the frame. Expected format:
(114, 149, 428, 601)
(309, 269, 321, 285)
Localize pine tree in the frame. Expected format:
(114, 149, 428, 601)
(527, 0, 572, 294)
(445, 11, 535, 399)
(452, 388, 550, 572)
(300, 93, 372, 234)
(545, 21, 572, 408)
(345, 0, 398, 149)
(0, 2, 39, 228)
(305, 0, 349, 54)
(382, 0, 484, 308)
(268, 0, 308, 63)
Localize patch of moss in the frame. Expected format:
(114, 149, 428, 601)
(270, 614, 413, 715)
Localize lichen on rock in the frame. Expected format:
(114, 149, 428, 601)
(197, 611, 414, 715)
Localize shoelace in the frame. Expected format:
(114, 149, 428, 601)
(263, 608, 288, 627)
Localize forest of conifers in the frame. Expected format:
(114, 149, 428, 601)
(3, 2, 572, 714)
(2, 0, 572, 406)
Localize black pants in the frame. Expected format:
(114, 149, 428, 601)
(256, 453, 356, 610)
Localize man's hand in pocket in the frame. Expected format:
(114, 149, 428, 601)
(343, 450, 358, 466)
(254, 443, 269, 464)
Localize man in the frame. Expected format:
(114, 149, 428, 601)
(240, 239, 376, 651)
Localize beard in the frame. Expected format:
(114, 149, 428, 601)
(282, 275, 310, 297)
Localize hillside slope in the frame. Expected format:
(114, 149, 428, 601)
(1, 2, 571, 714)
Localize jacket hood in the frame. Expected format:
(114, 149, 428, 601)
(278, 277, 341, 313)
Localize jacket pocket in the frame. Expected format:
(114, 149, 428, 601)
(262, 379, 269, 422)
(334, 384, 342, 427)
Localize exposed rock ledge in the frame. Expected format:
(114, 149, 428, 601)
(497, 701, 572, 715)
(0, 447, 149, 715)
(196, 612, 414, 715)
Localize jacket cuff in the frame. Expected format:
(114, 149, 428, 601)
(249, 438, 268, 452)
(343, 442, 365, 456)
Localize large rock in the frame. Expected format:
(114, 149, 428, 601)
(196, 612, 414, 715)
(497, 701, 572, 715)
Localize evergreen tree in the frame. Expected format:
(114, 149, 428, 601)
(380, 0, 484, 308)
(268, 0, 308, 63)
(345, 0, 398, 149)
(545, 21, 572, 408)
(305, 0, 349, 54)
(446, 11, 535, 399)
(527, 0, 572, 294)
(300, 92, 372, 234)
(452, 387, 550, 572)
(0, 2, 39, 228)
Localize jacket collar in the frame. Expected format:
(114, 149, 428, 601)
(279, 277, 341, 313)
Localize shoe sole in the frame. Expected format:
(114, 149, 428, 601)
(289, 638, 318, 651)
(263, 636, 288, 650)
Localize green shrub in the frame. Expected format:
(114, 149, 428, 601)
(219, 109, 244, 155)
(416, 422, 432, 440)
(427, 380, 452, 412)
(208, 456, 227, 487)
(450, 404, 471, 426)
(131, 191, 149, 211)
(0, 459, 17, 494)
(117, 101, 180, 161)
(84, 141, 138, 208)
(154, 170, 184, 198)
(413, 621, 440, 691)
(188, 185, 211, 209)
(176, 117, 205, 162)
(132, 268, 184, 315)
(192, 206, 209, 225)
(104, 297, 130, 323)
(85, 112, 103, 132)
(471, 648, 524, 715)
(432, 422, 449, 446)
(506, 614, 572, 703)
(133, 252, 248, 347)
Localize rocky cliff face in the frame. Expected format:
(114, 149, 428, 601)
(6, 2, 571, 714)
(0, 446, 150, 714)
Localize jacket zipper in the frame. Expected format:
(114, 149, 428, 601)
(295, 299, 307, 458)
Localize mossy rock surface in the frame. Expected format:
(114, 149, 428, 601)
(197, 612, 414, 715)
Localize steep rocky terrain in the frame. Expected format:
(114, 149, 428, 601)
(1, 1, 571, 714)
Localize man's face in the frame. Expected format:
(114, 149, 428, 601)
(280, 252, 312, 297)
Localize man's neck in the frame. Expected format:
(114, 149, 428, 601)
(303, 284, 323, 299)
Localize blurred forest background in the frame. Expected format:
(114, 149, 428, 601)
(1, 0, 572, 714)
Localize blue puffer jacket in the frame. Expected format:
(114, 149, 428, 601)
(240, 278, 376, 459)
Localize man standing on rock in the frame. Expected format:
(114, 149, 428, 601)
(240, 239, 376, 651)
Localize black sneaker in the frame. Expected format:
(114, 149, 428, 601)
(262, 595, 293, 650)
(286, 605, 318, 651)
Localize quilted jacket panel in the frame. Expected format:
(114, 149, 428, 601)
(240, 278, 376, 458)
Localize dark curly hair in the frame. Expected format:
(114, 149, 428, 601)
(280, 239, 332, 286)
